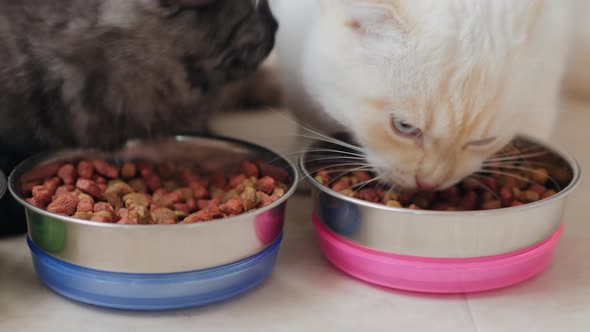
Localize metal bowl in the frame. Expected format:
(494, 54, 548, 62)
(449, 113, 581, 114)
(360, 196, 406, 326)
(300, 135, 581, 258)
(0, 170, 6, 200)
(9, 135, 298, 274)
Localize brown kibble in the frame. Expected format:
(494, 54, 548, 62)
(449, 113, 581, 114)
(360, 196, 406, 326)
(186, 198, 197, 212)
(123, 193, 151, 209)
(220, 198, 245, 215)
(143, 172, 162, 192)
(55, 185, 75, 197)
(94, 176, 107, 184)
(26, 197, 46, 209)
(530, 168, 549, 184)
(258, 162, 289, 182)
(91, 210, 116, 223)
(158, 162, 177, 180)
(117, 208, 129, 219)
(20, 162, 61, 183)
(92, 160, 119, 179)
(151, 208, 179, 224)
(497, 175, 517, 188)
(229, 174, 247, 188)
(32, 185, 53, 205)
(120, 162, 137, 179)
(181, 168, 197, 185)
(512, 187, 522, 200)
(190, 181, 209, 199)
(20, 180, 41, 195)
(529, 184, 547, 195)
(129, 178, 148, 193)
(241, 187, 259, 211)
(315, 170, 331, 185)
(198, 198, 221, 211)
(77, 160, 94, 179)
(57, 164, 77, 185)
(482, 200, 502, 210)
(128, 206, 152, 225)
(352, 171, 372, 184)
(117, 217, 135, 225)
(76, 179, 103, 199)
(43, 177, 61, 195)
(500, 187, 513, 206)
(47, 193, 79, 216)
(77, 196, 95, 213)
(257, 176, 276, 195)
(176, 187, 194, 201)
(386, 200, 402, 208)
(331, 179, 350, 192)
(542, 189, 557, 200)
(181, 210, 213, 223)
(358, 188, 380, 203)
(73, 212, 93, 220)
(522, 190, 541, 203)
(94, 202, 115, 213)
(460, 191, 478, 211)
(173, 203, 190, 214)
(209, 174, 228, 189)
(549, 168, 572, 187)
(240, 161, 260, 178)
(25, 158, 288, 225)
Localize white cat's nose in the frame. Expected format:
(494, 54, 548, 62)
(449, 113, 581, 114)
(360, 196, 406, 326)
(415, 177, 439, 191)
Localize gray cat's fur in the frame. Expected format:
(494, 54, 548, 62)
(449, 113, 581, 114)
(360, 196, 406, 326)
(0, 0, 277, 236)
(0, 0, 277, 172)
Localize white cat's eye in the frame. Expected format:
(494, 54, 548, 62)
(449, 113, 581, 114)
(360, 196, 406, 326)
(390, 116, 422, 139)
(463, 137, 497, 149)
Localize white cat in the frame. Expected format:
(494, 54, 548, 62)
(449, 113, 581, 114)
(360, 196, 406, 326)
(271, 0, 580, 190)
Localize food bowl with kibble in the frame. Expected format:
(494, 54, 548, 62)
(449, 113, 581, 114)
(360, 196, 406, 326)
(8, 135, 297, 310)
(300, 134, 580, 293)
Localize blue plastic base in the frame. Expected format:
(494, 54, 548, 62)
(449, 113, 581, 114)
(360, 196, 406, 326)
(28, 234, 282, 310)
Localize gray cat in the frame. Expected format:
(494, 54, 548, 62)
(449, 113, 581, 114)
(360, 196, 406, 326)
(0, 0, 277, 171)
(0, 0, 277, 236)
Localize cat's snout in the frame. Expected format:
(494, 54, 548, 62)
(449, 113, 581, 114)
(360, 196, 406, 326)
(415, 177, 439, 191)
(257, 0, 278, 32)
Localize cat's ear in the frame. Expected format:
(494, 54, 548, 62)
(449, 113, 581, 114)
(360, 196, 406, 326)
(336, 0, 412, 37)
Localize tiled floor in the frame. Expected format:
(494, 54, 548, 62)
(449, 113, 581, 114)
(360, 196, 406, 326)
(0, 97, 588, 331)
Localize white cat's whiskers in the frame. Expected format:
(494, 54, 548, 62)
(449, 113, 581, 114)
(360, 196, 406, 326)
(480, 165, 561, 190)
(465, 175, 501, 201)
(484, 151, 548, 163)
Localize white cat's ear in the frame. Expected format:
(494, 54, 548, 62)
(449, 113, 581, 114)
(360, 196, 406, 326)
(336, 0, 412, 37)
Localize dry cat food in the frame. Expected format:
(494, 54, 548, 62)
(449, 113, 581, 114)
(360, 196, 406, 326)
(313, 142, 573, 211)
(22, 159, 289, 224)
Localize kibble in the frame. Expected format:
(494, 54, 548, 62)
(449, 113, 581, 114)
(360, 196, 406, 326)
(24, 159, 288, 224)
(313, 141, 571, 211)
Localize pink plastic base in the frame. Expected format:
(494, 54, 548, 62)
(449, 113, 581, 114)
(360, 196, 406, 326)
(312, 214, 563, 293)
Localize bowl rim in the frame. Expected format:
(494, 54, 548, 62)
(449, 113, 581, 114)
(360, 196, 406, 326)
(299, 134, 581, 217)
(8, 134, 299, 228)
(0, 169, 6, 200)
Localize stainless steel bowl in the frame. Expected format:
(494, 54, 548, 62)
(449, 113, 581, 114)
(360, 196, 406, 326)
(301, 135, 581, 258)
(9, 135, 298, 273)
(0, 170, 6, 200)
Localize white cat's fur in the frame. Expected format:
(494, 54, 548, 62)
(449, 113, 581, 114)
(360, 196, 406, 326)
(271, 0, 582, 190)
